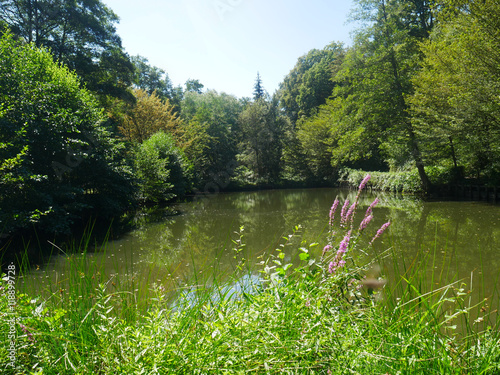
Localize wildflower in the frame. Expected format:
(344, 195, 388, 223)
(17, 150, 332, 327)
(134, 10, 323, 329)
(370, 221, 391, 245)
(364, 197, 379, 219)
(345, 201, 357, 224)
(369, 197, 379, 210)
(340, 199, 350, 226)
(329, 198, 340, 225)
(338, 259, 346, 268)
(358, 214, 373, 231)
(20, 323, 35, 343)
(337, 231, 352, 255)
(328, 261, 337, 274)
(322, 244, 333, 257)
(358, 174, 371, 192)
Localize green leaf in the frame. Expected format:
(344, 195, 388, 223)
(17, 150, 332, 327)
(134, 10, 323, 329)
(299, 253, 310, 261)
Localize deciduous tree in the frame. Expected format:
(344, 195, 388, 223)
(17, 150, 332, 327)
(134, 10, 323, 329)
(118, 88, 182, 144)
(0, 33, 134, 236)
(0, 0, 134, 101)
(410, 0, 500, 181)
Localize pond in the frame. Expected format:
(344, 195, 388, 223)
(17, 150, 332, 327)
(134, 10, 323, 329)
(21, 188, 500, 310)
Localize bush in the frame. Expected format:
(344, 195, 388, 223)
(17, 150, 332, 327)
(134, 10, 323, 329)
(0, 33, 135, 237)
(340, 168, 423, 193)
(134, 132, 191, 203)
(341, 166, 470, 195)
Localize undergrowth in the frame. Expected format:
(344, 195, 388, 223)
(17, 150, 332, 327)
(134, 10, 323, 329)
(340, 166, 464, 194)
(1, 175, 499, 374)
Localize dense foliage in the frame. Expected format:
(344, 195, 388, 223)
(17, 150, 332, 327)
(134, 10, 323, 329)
(134, 131, 191, 203)
(410, 0, 500, 183)
(0, 0, 134, 102)
(293, 0, 499, 189)
(118, 88, 182, 144)
(0, 33, 134, 237)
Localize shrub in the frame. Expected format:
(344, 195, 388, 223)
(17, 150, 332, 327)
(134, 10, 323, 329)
(0, 32, 135, 237)
(340, 168, 422, 193)
(134, 131, 191, 203)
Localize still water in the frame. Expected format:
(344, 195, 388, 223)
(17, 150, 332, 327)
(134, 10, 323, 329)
(23, 188, 500, 306)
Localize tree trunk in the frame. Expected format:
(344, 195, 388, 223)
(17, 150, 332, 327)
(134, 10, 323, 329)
(381, 0, 432, 193)
(449, 136, 458, 168)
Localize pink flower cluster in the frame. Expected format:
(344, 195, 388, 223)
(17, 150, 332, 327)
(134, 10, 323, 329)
(358, 174, 371, 192)
(323, 175, 391, 277)
(359, 197, 379, 232)
(340, 199, 350, 227)
(370, 221, 391, 245)
(329, 198, 340, 226)
(328, 231, 351, 274)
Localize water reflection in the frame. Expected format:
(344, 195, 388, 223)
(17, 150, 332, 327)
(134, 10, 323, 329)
(22, 189, 499, 312)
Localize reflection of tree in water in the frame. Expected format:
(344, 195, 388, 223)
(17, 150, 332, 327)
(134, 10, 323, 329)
(374, 199, 500, 310)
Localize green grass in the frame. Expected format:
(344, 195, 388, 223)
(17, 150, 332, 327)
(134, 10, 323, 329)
(1, 182, 500, 374)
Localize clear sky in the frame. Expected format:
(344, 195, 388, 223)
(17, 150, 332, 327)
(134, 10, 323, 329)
(102, 0, 356, 98)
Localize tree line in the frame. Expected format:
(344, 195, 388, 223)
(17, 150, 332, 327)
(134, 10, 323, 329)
(1, 0, 499, 239)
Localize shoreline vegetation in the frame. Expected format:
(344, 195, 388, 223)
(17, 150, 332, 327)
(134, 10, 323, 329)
(1, 176, 499, 374)
(2, 0, 500, 246)
(1, 0, 500, 371)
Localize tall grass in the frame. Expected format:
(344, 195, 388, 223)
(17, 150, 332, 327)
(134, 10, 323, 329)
(1, 175, 499, 374)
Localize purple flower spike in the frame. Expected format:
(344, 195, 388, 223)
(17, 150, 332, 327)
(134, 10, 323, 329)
(358, 174, 371, 192)
(329, 198, 340, 225)
(365, 197, 379, 218)
(370, 221, 391, 245)
(338, 230, 352, 254)
(328, 262, 337, 274)
(369, 197, 379, 209)
(322, 244, 333, 257)
(345, 201, 357, 223)
(359, 214, 373, 231)
(340, 199, 350, 226)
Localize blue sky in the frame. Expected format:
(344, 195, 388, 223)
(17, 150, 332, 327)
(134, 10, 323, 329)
(102, 0, 356, 98)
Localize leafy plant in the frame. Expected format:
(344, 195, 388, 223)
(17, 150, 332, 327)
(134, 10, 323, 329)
(0, 32, 135, 237)
(134, 131, 191, 203)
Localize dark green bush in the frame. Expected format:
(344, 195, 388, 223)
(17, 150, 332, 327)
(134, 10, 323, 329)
(134, 131, 191, 203)
(0, 33, 135, 237)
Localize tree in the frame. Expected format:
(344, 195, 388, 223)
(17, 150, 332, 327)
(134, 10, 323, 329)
(298, 0, 434, 189)
(296, 107, 337, 181)
(0, 33, 134, 237)
(185, 79, 204, 94)
(0, 0, 134, 101)
(118, 88, 183, 144)
(238, 96, 288, 183)
(253, 72, 265, 100)
(131, 56, 173, 98)
(180, 90, 243, 185)
(278, 42, 345, 124)
(409, 0, 500, 182)
(134, 132, 191, 203)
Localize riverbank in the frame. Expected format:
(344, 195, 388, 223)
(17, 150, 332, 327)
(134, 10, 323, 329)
(1, 178, 499, 374)
(2, 248, 499, 374)
(340, 168, 500, 201)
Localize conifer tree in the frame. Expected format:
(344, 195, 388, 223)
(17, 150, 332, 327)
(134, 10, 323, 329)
(253, 72, 265, 100)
